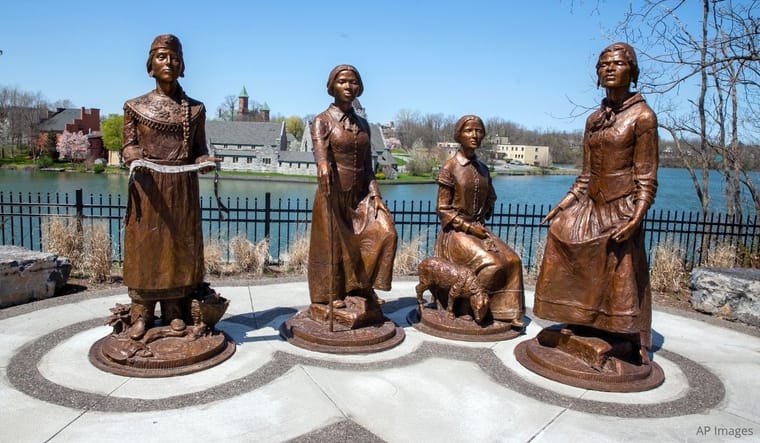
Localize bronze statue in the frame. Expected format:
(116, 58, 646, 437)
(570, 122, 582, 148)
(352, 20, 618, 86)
(411, 116, 525, 341)
(515, 43, 664, 391)
(90, 35, 234, 376)
(281, 64, 403, 353)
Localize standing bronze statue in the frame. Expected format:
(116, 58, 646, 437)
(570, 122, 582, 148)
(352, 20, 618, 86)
(515, 43, 664, 391)
(411, 115, 525, 341)
(90, 34, 234, 376)
(281, 64, 404, 353)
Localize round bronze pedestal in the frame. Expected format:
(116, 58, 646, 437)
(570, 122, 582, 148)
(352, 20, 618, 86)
(280, 310, 405, 354)
(515, 326, 665, 392)
(89, 329, 236, 377)
(408, 307, 521, 342)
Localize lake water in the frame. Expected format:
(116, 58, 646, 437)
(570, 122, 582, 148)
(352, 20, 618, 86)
(1, 167, 758, 215)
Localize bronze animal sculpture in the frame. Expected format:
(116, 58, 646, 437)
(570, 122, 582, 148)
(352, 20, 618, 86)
(416, 257, 490, 325)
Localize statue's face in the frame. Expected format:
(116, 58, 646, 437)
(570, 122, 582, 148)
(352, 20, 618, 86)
(459, 120, 485, 150)
(332, 70, 361, 104)
(150, 48, 182, 83)
(597, 50, 631, 89)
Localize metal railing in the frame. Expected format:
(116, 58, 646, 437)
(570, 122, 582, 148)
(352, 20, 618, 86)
(1, 190, 758, 270)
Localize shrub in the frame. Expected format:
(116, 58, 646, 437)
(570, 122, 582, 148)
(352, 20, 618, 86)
(650, 240, 687, 293)
(204, 238, 225, 276)
(42, 217, 84, 272)
(394, 235, 424, 275)
(92, 163, 106, 174)
(281, 230, 310, 275)
(230, 235, 269, 275)
(83, 222, 112, 283)
(37, 154, 53, 169)
(529, 236, 546, 278)
(703, 240, 738, 268)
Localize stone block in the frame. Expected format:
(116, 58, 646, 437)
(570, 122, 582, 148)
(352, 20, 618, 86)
(0, 245, 71, 308)
(689, 267, 760, 327)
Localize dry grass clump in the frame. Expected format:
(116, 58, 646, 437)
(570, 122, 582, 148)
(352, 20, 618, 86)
(42, 217, 84, 270)
(230, 235, 269, 275)
(650, 240, 688, 293)
(703, 240, 738, 268)
(281, 231, 310, 275)
(204, 238, 226, 276)
(528, 236, 546, 278)
(83, 222, 112, 283)
(43, 217, 113, 282)
(394, 235, 424, 275)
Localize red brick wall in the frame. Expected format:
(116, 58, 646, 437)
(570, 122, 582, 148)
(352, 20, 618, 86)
(64, 107, 100, 134)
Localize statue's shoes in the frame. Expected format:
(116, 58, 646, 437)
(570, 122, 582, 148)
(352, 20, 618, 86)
(128, 318, 147, 340)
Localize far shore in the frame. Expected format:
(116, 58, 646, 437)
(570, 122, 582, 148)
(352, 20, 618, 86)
(3, 163, 581, 184)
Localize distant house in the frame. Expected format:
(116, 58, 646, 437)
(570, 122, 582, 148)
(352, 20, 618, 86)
(206, 120, 287, 172)
(491, 136, 552, 167)
(36, 107, 103, 160)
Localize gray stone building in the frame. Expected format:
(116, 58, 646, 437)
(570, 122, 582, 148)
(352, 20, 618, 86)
(206, 121, 287, 173)
(207, 98, 396, 178)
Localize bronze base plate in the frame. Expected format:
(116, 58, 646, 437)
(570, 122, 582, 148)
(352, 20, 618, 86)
(408, 307, 522, 342)
(280, 310, 405, 354)
(515, 330, 665, 392)
(89, 330, 236, 378)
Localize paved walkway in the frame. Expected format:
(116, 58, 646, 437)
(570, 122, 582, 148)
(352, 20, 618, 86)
(1, 279, 758, 442)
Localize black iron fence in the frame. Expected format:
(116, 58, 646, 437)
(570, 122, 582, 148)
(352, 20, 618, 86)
(1, 190, 758, 270)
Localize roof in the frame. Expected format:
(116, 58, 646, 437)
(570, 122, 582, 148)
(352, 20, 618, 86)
(239, 86, 248, 98)
(369, 123, 391, 155)
(206, 121, 284, 146)
(279, 151, 314, 163)
(37, 109, 82, 132)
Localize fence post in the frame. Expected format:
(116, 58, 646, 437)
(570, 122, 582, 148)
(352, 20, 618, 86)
(264, 192, 271, 239)
(75, 188, 84, 233)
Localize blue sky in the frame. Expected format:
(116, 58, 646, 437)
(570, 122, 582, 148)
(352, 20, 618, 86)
(1, 0, 704, 133)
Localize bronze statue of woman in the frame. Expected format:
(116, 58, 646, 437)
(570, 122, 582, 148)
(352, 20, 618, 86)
(306, 64, 398, 325)
(517, 43, 663, 391)
(434, 115, 524, 327)
(534, 42, 658, 352)
(121, 34, 217, 339)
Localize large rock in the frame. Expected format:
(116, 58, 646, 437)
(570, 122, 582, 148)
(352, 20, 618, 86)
(0, 245, 71, 308)
(689, 267, 760, 327)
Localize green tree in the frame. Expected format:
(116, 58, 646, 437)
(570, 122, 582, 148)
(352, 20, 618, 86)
(285, 115, 305, 140)
(101, 114, 123, 151)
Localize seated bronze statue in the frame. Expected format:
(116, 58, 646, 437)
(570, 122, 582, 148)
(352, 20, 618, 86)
(412, 115, 525, 341)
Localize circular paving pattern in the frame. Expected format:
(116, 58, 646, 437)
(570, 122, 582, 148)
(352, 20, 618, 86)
(6, 302, 725, 417)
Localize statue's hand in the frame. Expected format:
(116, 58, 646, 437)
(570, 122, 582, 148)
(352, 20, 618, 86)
(542, 193, 577, 224)
(195, 155, 219, 174)
(317, 161, 331, 196)
(122, 146, 144, 166)
(541, 206, 562, 224)
(468, 224, 489, 239)
(611, 219, 640, 243)
(373, 196, 388, 217)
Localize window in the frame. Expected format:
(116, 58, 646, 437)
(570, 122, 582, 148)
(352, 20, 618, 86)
(263, 158, 271, 165)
